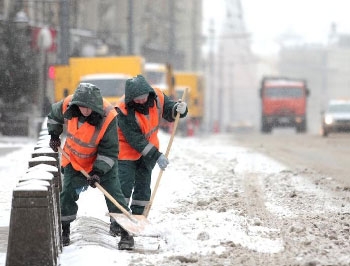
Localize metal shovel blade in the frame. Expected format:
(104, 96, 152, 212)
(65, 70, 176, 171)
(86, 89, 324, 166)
(109, 213, 160, 237)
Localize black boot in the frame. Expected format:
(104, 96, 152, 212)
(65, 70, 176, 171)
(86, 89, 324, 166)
(118, 228, 134, 250)
(109, 221, 121, 237)
(62, 222, 70, 246)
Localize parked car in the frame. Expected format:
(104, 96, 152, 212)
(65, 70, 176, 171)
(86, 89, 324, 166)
(321, 99, 350, 137)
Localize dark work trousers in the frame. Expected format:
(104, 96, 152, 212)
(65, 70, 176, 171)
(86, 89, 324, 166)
(118, 158, 155, 215)
(60, 163, 129, 223)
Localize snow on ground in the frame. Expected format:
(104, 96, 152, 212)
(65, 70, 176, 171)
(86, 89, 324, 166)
(0, 131, 349, 265)
(0, 137, 36, 228)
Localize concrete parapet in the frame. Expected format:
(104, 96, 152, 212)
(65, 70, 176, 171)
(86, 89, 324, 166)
(32, 147, 58, 160)
(35, 140, 50, 149)
(6, 184, 57, 266)
(28, 155, 58, 168)
(20, 170, 62, 253)
(27, 163, 61, 191)
(6, 121, 63, 266)
(30, 148, 61, 191)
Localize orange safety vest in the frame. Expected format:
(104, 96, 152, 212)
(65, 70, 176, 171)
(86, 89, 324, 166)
(117, 88, 164, 160)
(61, 95, 117, 173)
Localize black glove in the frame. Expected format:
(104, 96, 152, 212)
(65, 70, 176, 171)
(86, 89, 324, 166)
(49, 135, 61, 152)
(87, 174, 100, 188)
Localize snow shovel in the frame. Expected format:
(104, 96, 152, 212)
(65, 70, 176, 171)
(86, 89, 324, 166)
(57, 147, 157, 236)
(143, 88, 188, 217)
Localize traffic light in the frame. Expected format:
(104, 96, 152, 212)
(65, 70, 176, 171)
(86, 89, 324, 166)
(48, 65, 55, 79)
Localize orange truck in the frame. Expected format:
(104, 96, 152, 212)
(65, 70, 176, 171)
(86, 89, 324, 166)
(259, 76, 310, 133)
(53, 56, 145, 105)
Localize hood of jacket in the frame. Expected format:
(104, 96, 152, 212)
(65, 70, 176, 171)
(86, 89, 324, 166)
(65, 83, 104, 118)
(124, 75, 155, 104)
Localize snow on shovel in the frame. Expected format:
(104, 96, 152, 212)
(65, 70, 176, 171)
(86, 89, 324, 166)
(58, 147, 158, 237)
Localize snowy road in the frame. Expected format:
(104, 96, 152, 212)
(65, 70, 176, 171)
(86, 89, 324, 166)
(0, 131, 349, 265)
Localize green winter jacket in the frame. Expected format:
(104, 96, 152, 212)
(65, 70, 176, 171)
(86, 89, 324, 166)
(116, 75, 187, 164)
(47, 83, 119, 176)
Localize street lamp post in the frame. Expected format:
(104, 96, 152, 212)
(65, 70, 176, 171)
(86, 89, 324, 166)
(37, 27, 53, 117)
(11, 10, 32, 136)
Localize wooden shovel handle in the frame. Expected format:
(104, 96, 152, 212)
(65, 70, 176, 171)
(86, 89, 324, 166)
(57, 147, 137, 223)
(143, 88, 188, 217)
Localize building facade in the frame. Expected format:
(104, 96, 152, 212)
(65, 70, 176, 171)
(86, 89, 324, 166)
(1, 0, 202, 71)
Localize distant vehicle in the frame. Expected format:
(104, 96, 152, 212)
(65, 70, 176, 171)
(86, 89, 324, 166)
(321, 99, 350, 137)
(53, 56, 145, 104)
(79, 74, 131, 106)
(174, 72, 205, 136)
(259, 76, 310, 133)
(144, 63, 169, 92)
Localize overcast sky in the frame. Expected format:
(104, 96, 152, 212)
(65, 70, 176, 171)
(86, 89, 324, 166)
(203, 0, 350, 55)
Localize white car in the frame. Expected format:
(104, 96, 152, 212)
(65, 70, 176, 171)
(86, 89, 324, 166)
(322, 100, 350, 137)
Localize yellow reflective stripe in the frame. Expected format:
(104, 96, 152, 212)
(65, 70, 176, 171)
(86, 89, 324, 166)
(144, 126, 159, 139)
(90, 127, 101, 145)
(131, 199, 149, 207)
(66, 143, 97, 159)
(141, 143, 155, 156)
(66, 132, 97, 148)
(91, 104, 115, 144)
(96, 154, 115, 168)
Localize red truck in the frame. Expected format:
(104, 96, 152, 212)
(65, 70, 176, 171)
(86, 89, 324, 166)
(259, 77, 310, 133)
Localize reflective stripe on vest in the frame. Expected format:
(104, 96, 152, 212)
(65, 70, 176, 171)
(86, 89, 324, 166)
(117, 88, 164, 160)
(61, 95, 117, 173)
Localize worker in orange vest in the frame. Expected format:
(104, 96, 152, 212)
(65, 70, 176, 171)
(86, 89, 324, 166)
(114, 75, 188, 233)
(47, 83, 134, 250)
